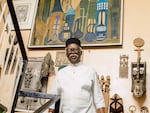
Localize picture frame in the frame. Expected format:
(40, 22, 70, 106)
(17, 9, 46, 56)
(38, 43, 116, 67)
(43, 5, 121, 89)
(9, 0, 38, 30)
(55, 51, 70, 67)
(55, 51, 84, 67)
(15, 57, 48, 112)
(28, 0, 124, 48)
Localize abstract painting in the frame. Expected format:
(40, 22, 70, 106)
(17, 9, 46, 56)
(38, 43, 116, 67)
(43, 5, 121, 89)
(28, 0, 124, 48)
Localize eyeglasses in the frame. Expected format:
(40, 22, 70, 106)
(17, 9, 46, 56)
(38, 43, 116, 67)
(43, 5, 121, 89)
(66, 48, 80, 53)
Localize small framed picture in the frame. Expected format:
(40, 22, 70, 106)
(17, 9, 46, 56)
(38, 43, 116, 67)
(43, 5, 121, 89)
(55, 51, 70, 67)
(55, 51, 84, 67)
(9, 0, 38, 30)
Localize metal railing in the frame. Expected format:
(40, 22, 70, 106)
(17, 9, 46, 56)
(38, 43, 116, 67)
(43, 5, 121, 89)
(0, 0, 60, 113)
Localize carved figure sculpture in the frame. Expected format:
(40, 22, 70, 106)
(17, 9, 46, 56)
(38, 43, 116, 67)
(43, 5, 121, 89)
(131, 38, 146, 97)
(40, 52, 55, 93)
(99, 75, 110, 113)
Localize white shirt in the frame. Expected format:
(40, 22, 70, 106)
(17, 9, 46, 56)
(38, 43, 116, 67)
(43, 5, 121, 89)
(51, 63, 105, 113)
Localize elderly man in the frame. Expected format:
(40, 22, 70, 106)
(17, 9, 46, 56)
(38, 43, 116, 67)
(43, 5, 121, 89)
(50, 38, 105, 113)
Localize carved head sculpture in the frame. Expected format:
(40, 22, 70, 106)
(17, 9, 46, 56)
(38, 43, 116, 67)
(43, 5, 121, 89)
(40, 52, 54, 77)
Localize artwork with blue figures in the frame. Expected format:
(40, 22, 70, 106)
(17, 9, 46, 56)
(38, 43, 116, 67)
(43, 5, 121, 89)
(111, 0, 121, 37)
(30, 0, 122, 47)
(96, 0, 108, 41)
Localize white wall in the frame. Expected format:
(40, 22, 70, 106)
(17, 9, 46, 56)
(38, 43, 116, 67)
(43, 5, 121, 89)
(21, 0, 150, 112)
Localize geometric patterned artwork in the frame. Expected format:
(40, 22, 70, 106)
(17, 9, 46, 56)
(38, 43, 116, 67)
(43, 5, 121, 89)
(109, 94, 124, 113)
(28, 0, 124, 48)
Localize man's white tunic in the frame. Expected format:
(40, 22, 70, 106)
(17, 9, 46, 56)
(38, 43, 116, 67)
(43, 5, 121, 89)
(51, 63, 105, 113)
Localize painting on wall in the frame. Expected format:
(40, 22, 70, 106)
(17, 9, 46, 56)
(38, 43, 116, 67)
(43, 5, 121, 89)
(28, 0, 124, 48)
(55, 51, 70, 67)
(9, 0, 38, 30)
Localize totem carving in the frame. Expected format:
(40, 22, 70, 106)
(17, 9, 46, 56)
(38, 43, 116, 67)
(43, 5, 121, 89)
(99, 75, 110, 113)
(131, 38, 146, 97)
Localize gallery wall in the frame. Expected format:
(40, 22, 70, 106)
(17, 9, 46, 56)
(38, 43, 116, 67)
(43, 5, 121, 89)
(19, 0, 150, 112)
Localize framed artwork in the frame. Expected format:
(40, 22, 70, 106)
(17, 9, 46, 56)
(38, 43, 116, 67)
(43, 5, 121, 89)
(15, 57, 48, 112)
(55, 51, 84, 67)
(28, 0, 124, 48)
(55, 51, 70, 67)
(9, 0, 38, 30)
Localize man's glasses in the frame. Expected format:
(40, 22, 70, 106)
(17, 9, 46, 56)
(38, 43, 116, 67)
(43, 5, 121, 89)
(66, 48, 80, 53)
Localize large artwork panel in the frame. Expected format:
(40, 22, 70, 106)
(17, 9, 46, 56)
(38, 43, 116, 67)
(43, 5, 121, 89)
(15, 57, 48, 112)
(28, 0, 124, 48)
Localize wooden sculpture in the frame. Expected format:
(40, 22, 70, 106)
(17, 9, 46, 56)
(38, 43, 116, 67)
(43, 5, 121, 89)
(40, 52, 55, 77)
(109, 94, 124, 113)
(131, 38, 146, 97)
(99, 75, 110, 113)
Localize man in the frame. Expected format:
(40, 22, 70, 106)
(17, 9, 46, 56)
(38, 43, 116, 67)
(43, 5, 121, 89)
(50, 38, 105, 113)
